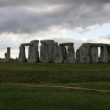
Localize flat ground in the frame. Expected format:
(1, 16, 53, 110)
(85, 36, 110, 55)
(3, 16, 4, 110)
(0, 62, 110, 110)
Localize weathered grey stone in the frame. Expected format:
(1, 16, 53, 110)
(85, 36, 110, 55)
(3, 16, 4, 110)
(48, 44, 54, 62)
(90, 47, 98, 63)
(53, 44, 63, 63)
(18, 40, 39, 63)
(60, 43, 73, 46)
(31, 40, 39, 44)
(40, 40, 55, 63)
(60, 43, 75, 63)
(61, 46, 67, 62)
(5, 47, 10, 59)
(108, 45, 110, 62)
(17, 40, 110, 64)
(4, 47, 12, 62)
(40, 43, 49, 63)
(66, 44, 75, 63)
(83, 43, 108, 47)
(100, 45, 108, 63)
(77, 44, 90, 63)
(28, 40, 39, 63)
(40, 40, 54, 44)
(76, 43, 109, 63)
(21, 43, 33, 46)
(76, 49, 80, 62)
(18, 45, 27, 62)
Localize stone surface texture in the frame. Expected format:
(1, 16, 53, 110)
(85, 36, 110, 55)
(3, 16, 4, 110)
(28, 40, 39, 63)
(4, 47, 12, 62)
(60, 43, 75, 63)
(53, 43, 63, 63)
(18, 46, 27, 62)
(66, 44, 75, 63)
(40, 40, 55, 63)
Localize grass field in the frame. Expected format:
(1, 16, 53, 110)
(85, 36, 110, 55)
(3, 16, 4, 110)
(0, 62, 110, 110)
(0, 62, 110, 83)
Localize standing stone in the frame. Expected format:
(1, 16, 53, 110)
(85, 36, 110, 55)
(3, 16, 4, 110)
(18, 45, 27, 62)
(77, 43, 110, 63)
(40, 42, 49, 63)
(66, 44, 75, 63)
(90, 47, 98, 63)
(61, 46, 67, 62)
(28, 45, 33, 61)
(53, 43, 62, 63)
(76, 49, 80, 62)
(40, 40, 54, 63)
(108, 45, 110, 62)
(60, 43, 75, 63)
(78, 44, 90, 63)
(100, 45, 108, 63)
(5, 47, 10, 59)
(28, 40, 39, 63)
(4, 47, 12, 62)
(48, 43, 54, 62)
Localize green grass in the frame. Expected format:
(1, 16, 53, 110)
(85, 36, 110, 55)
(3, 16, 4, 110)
(0, 62, 110, 83)
(0, 83, 110, 110)
(0, 62, 110, 110)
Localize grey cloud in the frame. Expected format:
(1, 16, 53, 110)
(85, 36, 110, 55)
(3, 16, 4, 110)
(0, 0, 110, 7)
(100, 35, 110, 39)
(105, 35, 110, 39)
(0, 0, 110, 33)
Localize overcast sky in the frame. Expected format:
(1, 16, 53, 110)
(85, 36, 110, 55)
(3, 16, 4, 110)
(0, 0, 110, 58)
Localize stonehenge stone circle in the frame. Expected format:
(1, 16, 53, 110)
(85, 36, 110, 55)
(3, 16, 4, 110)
(3, 39, 110, 63)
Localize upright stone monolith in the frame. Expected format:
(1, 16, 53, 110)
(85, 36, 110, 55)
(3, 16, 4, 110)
(76, 49, 80, 62)
(66, 44, 75, 63)
(18, 45, 27, 62)
(100, 45, 108, 63)
(108, 45, 110, 62)
(40, 40, 54, 63)
(28, 40, 39, 63)
(90, 47, 98, 63)
(4, 47, 12, 62)
(60, 43, 75, 63)
(77, 43, 90, 63)
(61, 46, 67, 62)
(53, 43, 63, 63)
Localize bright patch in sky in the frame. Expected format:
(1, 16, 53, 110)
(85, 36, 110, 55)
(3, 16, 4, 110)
(64, 24, 110, 40)
(82, 24, 110, 38)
